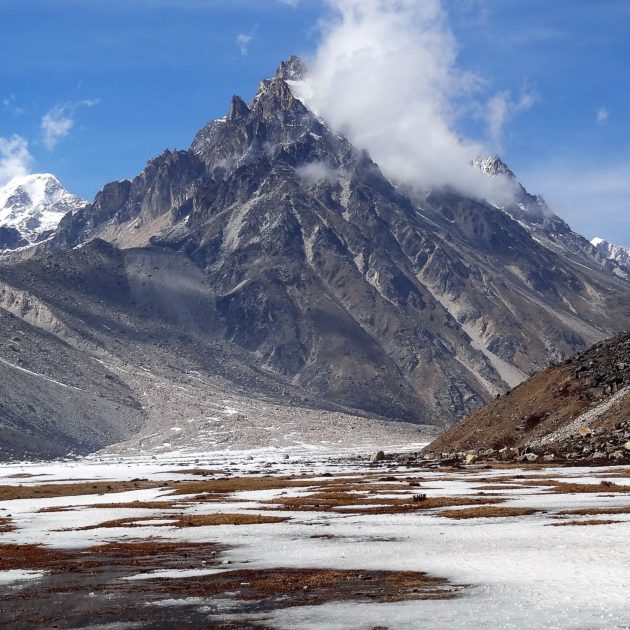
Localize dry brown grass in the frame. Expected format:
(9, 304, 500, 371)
(168, 476, 316, 496)
(547, 481, 630, 494)
(262, 491, 504, 515)
(166, 468, 222, 476)
(37, 500, 181, 514)
(596, 469, 630, 479)
(0, 540, 223, 572)
(0, 480, 161, 501)
(549, 519, 621, 527)
(88, 500, 180, 510)
(555, 506, 630, 516)
(470, 484, 527, 490)
(72, 517, 163, 530)
(173, 513, 288, 527)
(0, 516, 14, 532)
(436, 506, 539, 519)
(73, 512, 288, 530)
(147, 567, 462, 605)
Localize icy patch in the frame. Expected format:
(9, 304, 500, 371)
(0, 569, 48, 585)
(125, 568, 226, 581)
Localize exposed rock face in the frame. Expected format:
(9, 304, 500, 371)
(4, 58, 630, 458)
(425, 329, 630, 464)
(474, 156, 625, 278)
(0, 174, 86, 250)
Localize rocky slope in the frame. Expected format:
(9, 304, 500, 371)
(425, 330, 630, 464)
(0, 238, 432, 459)
(474, 156, 626, 278)
(3, 57, 630, 458)
(0, 173, 86, 250)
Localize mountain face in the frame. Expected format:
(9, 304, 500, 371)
(473, 156, 626, 279)
(591, 237, 630, 272)
(3, 57, 630, 458)
(0, 174, 86, 251)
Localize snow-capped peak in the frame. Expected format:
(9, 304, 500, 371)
(472, 155, 515, 178)
(591, 236, 630, 270)
(0, 173, 86, 248)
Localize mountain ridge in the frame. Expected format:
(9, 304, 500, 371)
(2, 57, 630, 458)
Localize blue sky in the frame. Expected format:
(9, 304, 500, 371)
(1, 0, 629, 243)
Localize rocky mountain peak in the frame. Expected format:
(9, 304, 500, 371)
(0, 173, 86, 250)
(227, 95, 250, 121)
(473, 155, 515, 178)
(591, 236, 630, 271)
(275, 55, 306, 82)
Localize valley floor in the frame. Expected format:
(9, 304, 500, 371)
(1, 449, 629, 629)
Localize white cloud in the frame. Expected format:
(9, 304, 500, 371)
(292, 0, 520, 203)
(41, 105, 74, 150)
(236, 32, 253, 56)
(0, 135, 33, 187)
(41, 99, 99, 150)
(296, 161, 343, 184)
(485, 86, 537, 149)
(278, 0, 301, 6)
(596, 107, 609, 125)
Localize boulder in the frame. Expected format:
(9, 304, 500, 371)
(370, 450, 385, 463)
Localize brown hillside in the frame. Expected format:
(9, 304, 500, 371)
(425, 331, 630, 463)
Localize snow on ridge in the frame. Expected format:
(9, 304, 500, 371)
(0, 173, 86, 246)
(591, 235, 630, 269)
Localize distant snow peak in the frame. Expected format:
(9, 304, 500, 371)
(0, 173, 86, 248)
(591, 236, 630, 270)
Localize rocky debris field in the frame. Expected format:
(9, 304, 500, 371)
(418, 420, 630, 467)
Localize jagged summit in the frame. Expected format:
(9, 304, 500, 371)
(473, 155, 515, 178)
(0, 173, 86, 250)
(276, 55, 307, 82)
(227, 95, 250, 121)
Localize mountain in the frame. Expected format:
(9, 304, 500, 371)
(3, 57, 630, 458)
(591, 236, 630, 272)
(0, 173, 86, 250)
(424, 329, 630, 464)
(474, 156, 627, 278)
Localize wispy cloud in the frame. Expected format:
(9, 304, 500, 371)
(277, 0, 301, 7)
(485, 86, 537, 149)
(596, 107, 609, 126)
(2, 95, 24, 116)
(0, 135, 33, 187)
(293, 0, 525, 203)
(236, 32, 253, 56)
(41, 99, 99, 150)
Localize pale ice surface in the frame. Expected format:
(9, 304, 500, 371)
(0, 569, 48, 585)
(1, 450, 629, 629)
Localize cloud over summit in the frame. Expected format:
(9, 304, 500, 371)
(292, 0, 523, 203)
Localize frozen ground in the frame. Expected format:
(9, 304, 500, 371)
(1, 449, 629, 629)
